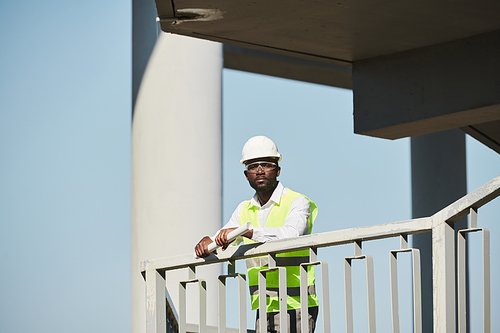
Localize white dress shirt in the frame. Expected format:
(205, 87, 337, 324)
(214, 182, 311, 243)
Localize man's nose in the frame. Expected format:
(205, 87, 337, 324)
(256, 164, 265, 173)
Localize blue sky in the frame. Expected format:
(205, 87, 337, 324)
(0, 1, 131, 332)
(1, 1, 499, 332)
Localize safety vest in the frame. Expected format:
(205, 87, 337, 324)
(239, 188, 319, 313)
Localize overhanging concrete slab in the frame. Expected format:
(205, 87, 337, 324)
(155, 1, 500, 64)
(223, 44, 352, 89)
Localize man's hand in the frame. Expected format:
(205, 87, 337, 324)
(215, 228, 237, 250)
(215, 227, 254, 250)
(195, 236, 215, 258)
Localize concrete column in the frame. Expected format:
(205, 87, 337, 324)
(131, 31, 223, 333)
(132, 0, 159, 111)
(411, 128, 467, 332)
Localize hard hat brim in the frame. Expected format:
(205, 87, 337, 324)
(240, 153, 282, 165)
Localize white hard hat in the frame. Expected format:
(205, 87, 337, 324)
(240, 136, 282, 164)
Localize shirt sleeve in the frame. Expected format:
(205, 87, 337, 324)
(210, 201, 246, 241)
(251, 196, 311, 242)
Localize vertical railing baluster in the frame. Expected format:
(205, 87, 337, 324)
(344, 257, 353, 333)
(179, 265, 206, 333)
(432, 221, 456, 333)
(218, 260, 247, 333)
(345, 241, 376, 333)
(389, 237, 421, 333)
(179, 280, 187, 333)
(300, 247, 330, 333)
(470, 207, 478, 228)
(365, 255, 376, 333)
(412, 249, 422, 333)
(238, 273, 247, 333)
(483, 228, 491, 333)
(458, 229, 467, 333)
(300, 258, 308, 333)
(389, 251, 399, 333)
(278, 266, 287, 332)
(354, 240, 362, 256)
(218, 275, 226, 333)
(199, 280, 207, 333)
(259, 253, 287, 333)
(258, 267, 267, 333)
(400, 234, 408, 250)
(321, 260, 331, 333)
(146, 268, 166, 333)
(458, 208, 491, 333)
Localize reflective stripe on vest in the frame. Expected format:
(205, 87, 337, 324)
(239, 188, 319, 312)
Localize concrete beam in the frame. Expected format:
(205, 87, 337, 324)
(223, 44, 352, 89)
(353, 30, 500, 139)
(461, 119, 500, 154)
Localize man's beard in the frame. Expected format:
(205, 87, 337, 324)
(249, 176, 278, 193)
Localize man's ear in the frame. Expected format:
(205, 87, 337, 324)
(276, 167, 281, 177)
(244, 170, 249, 180)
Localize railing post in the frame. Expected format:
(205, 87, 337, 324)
(146, 268, 166, 333)
(389, 243, 421, 333)
(389, 251, 400, 333)
(300, 247, 330, 333)
(218, 261, 247, 333)
(218, 274, 226, 333)
(259, 254, 287, 333)
(344, 241, 376, 333)
(432, 221, 456, 333)
(483, 229, 491, 333)
(458, 224, 490, 333)
(237, 273, 247, 333)
(179, 266, 207, 333)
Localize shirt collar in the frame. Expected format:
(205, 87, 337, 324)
(250, 182, 284, 208)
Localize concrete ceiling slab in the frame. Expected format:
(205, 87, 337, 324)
(156, 0, 500, 64)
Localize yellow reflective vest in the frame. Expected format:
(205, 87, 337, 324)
(239, 188, 319, 312)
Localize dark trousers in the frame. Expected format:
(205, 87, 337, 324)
(255, 306, 319, 333)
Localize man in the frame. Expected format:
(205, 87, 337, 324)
(195, 135, 318, 333)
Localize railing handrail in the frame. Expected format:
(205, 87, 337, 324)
(141, 175, 500, 274)
(142, 217, 431, 272)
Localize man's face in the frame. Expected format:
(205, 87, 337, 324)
(244, 157, 281, 193)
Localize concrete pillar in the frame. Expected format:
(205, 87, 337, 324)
(411, 128, 467, 332)
(131, 31, 223, 333)
(132, 0, 159, 111)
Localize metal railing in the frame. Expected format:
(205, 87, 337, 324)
(142, 175, 500, 333)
